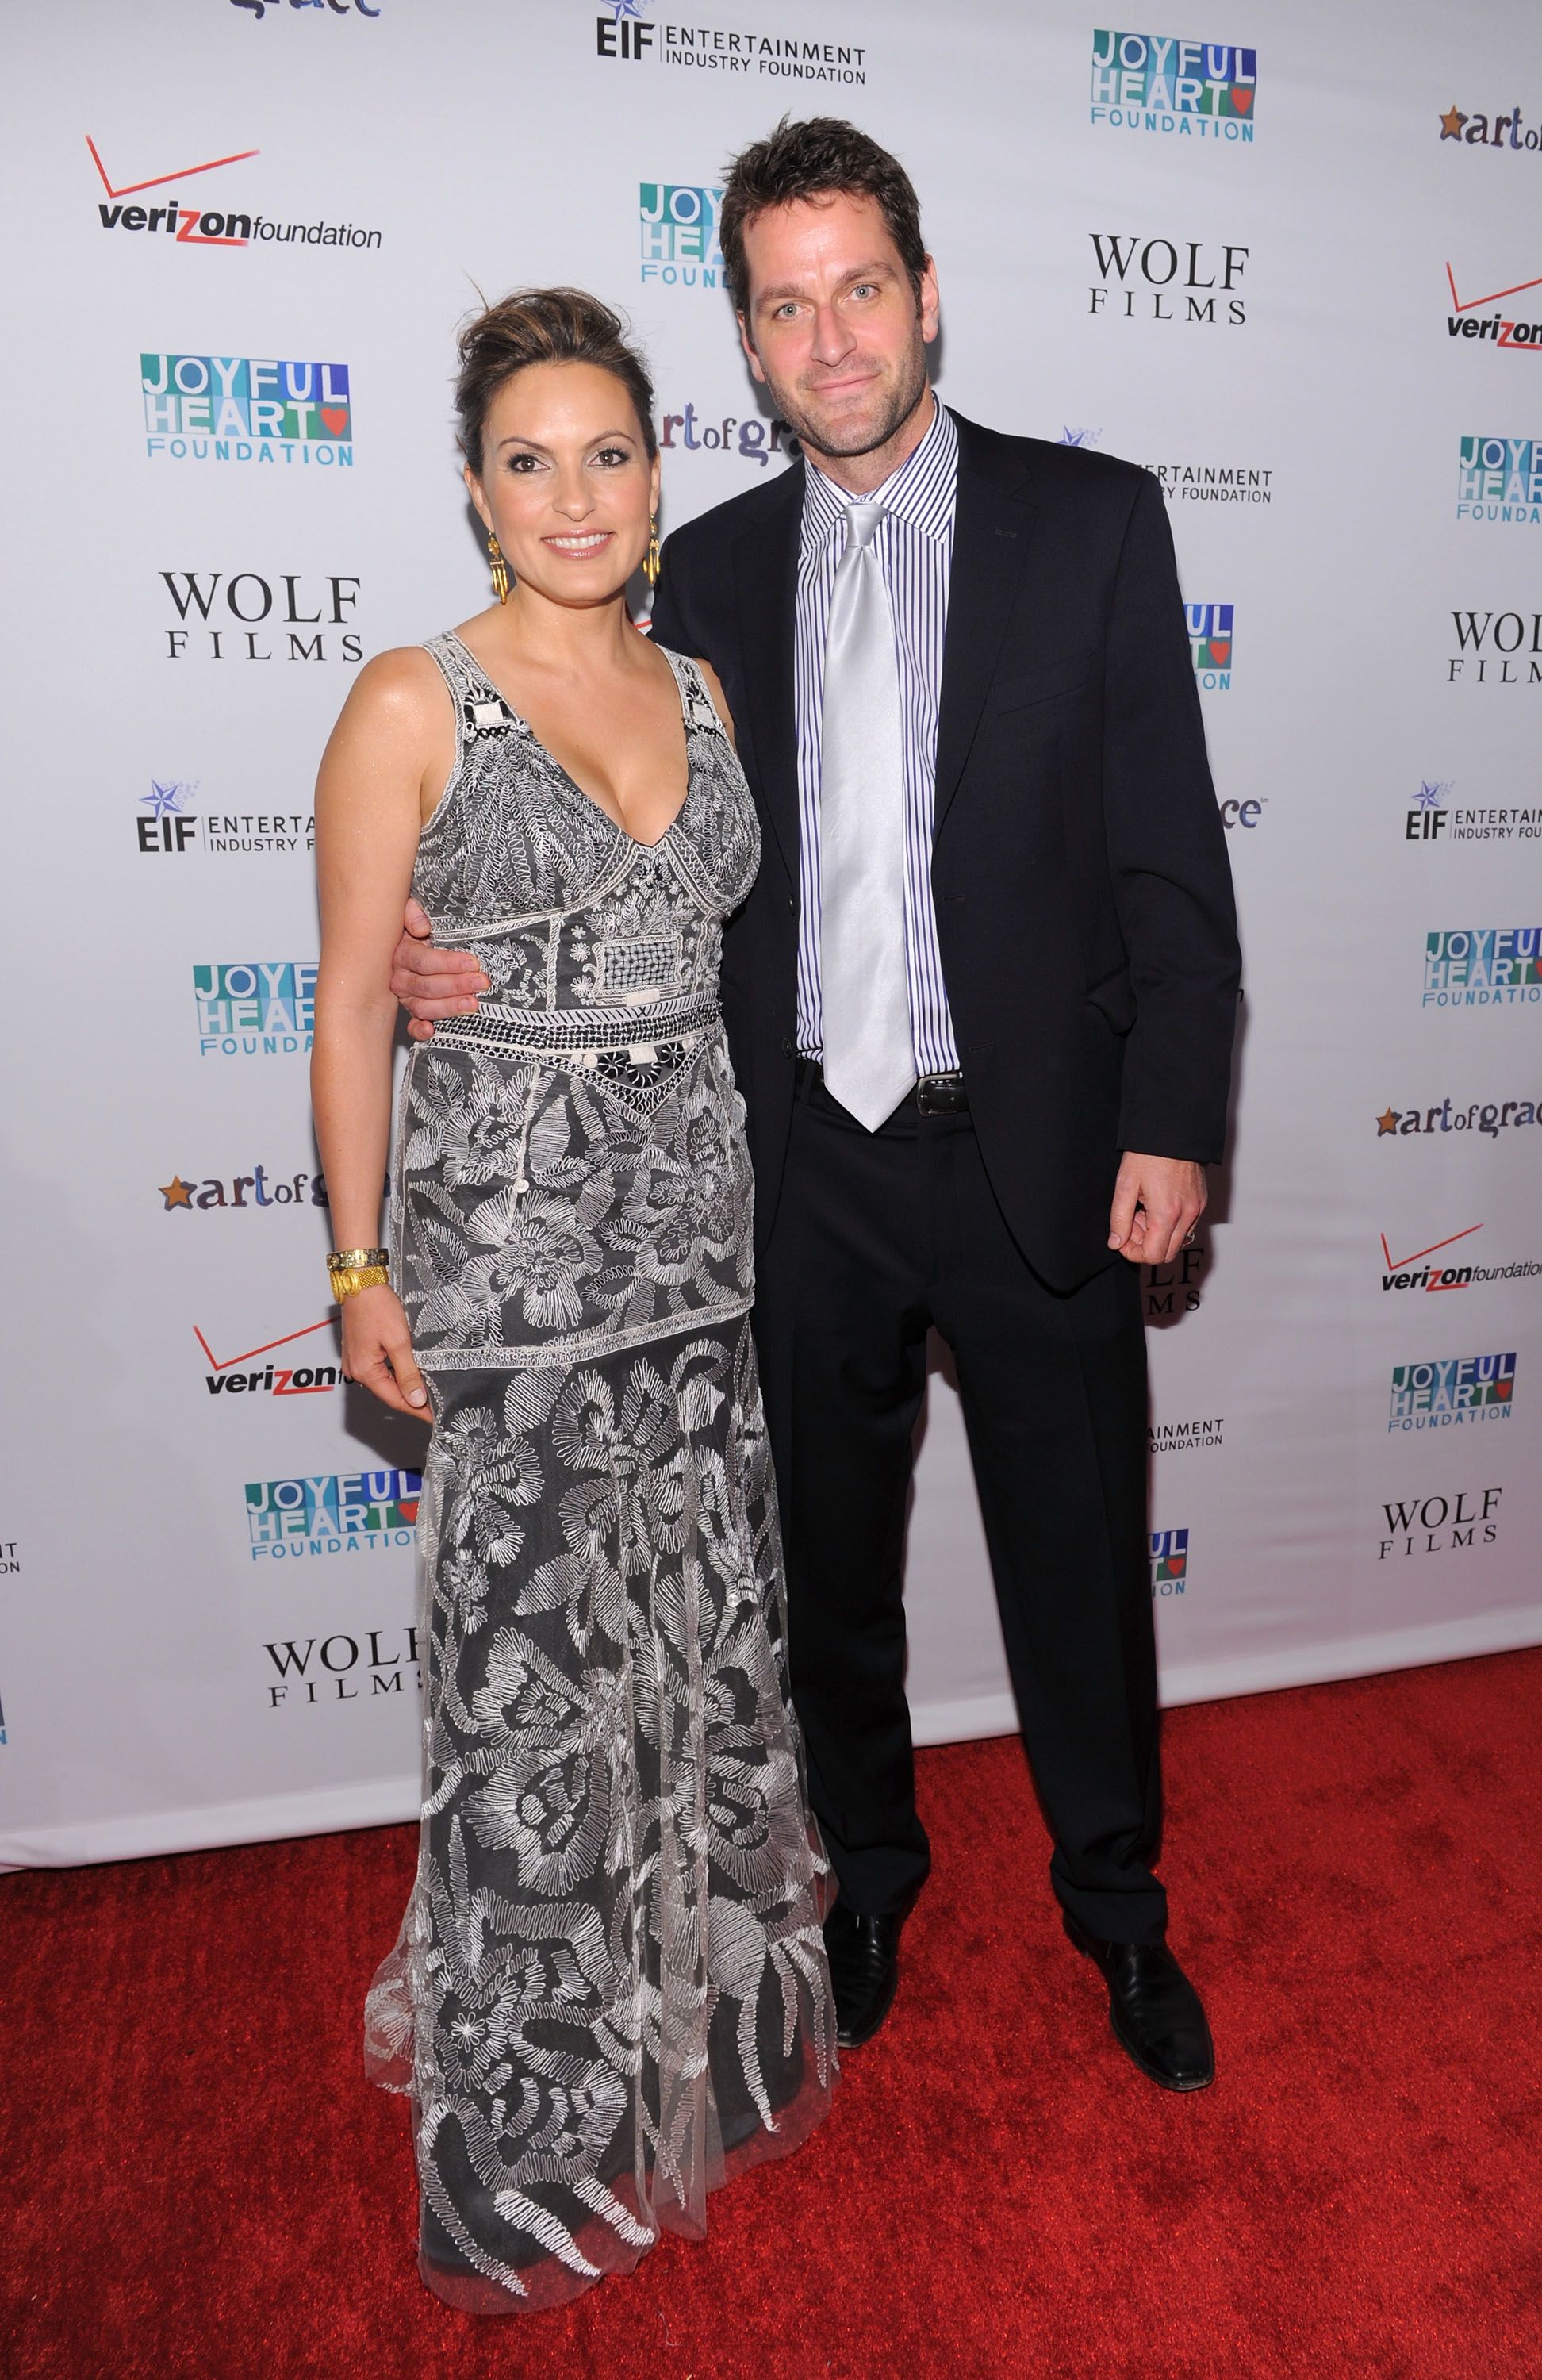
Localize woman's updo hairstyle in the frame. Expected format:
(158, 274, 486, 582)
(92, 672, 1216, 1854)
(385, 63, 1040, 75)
(455, 287, 658, 474)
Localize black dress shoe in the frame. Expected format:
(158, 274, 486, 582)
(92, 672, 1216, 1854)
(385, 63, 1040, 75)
(1063, 1912, 1215, 2091)
(823, 1902, 903, 2048)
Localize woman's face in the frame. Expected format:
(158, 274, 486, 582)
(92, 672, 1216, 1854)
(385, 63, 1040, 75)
(466, 359, 658, 610)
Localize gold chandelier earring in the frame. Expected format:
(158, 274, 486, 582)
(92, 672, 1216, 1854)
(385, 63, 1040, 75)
(644, 515, 661, 588)
(487, 532, 509, 604)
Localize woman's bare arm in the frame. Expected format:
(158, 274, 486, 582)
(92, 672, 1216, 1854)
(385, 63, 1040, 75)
(311, 648, 447, 1414)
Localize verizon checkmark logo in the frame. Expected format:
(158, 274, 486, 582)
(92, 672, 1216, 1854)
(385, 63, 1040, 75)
(1379, 1223, 1483, 1293)
(1445, 262, 1542, 351)
(195, 1317, 342, 1395)
(88, 135, 260, 246)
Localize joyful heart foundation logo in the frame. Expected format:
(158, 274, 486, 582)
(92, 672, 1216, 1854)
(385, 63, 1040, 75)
(143, 357, 351, 465)
(1090, 31, 1256, 137)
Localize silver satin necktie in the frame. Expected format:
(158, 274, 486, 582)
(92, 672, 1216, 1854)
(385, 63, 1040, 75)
(819, 503, 915, 1132)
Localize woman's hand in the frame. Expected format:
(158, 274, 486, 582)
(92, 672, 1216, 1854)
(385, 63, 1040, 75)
(340, 1284, 430, 1417)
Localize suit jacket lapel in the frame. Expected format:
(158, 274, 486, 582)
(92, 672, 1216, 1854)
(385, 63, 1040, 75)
(731, 465, 803, 885)
(934, 418, 1038, 834)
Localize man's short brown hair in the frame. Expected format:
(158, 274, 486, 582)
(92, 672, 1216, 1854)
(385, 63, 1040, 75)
(719, 117, 927, 319)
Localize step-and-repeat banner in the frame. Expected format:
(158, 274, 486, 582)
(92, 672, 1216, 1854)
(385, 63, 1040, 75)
(2, 0, 1539, 1864)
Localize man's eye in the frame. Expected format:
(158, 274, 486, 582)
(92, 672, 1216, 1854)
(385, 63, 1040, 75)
(850, 284, 878, 301)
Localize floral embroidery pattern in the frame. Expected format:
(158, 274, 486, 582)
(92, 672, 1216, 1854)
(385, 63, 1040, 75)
(366, 637, 834, 2313)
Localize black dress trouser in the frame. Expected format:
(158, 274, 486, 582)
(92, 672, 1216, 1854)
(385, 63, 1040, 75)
(752, 1065, 1168, 1946)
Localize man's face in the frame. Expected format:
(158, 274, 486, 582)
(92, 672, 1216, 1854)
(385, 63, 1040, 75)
(737, 190, 939, 462)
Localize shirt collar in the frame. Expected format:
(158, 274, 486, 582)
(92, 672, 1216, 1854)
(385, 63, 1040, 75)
(800, 394, 958, 550)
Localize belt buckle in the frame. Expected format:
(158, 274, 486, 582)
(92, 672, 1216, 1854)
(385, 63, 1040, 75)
(915, 1070, 965, 1117)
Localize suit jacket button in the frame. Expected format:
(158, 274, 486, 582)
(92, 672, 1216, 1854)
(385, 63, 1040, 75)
(781, 1036, 793, 1058)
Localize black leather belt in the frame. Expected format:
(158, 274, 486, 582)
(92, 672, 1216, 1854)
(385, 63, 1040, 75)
(794, 1056, 969, 1119)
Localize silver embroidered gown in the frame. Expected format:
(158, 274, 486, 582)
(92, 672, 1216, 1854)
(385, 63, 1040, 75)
(363, 631, 835, 2313)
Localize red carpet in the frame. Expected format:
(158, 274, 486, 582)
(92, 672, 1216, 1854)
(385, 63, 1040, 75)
(5, 1649, 1540, 2380)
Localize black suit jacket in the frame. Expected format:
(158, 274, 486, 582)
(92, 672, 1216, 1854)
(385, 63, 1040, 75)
(648, 408, 1241, 1292)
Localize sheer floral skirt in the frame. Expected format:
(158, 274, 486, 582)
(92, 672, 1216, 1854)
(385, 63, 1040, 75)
(365, 1316, 836, 2313)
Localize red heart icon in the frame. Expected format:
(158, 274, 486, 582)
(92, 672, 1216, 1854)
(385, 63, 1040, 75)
(1208, 641, 1231, 665)
(1230, 86, 1253, 113)
(320, 406, 349, 435)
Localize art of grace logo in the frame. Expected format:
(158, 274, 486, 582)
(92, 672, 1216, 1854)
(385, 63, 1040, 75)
(1186, 603, 1233, 687)
(639, 182, 723, 289)
(143, 355, 352, 467)
(1149, 1527, 1190, 1595)
(1388, 1352, 1515, 1432)
(194, 961, 316, 1054)
(1090, 31, 1256, 139)
(596, 0, 868, 83)
(1402, 779, 1542, 846)
(1456, 436, 1542, 524)
(1439, 101, 1542, 155)
(245, 1470, 420, 1564)
(87, 135, 382, 251)
(1421, 927, 1542, 1008)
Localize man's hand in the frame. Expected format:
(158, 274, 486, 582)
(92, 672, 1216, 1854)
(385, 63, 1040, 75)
(389, 898, 488, 1042)
(1108, 1154, 1207, 1268)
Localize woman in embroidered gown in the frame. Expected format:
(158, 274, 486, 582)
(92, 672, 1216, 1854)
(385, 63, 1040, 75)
(310, 290, 834, 2313)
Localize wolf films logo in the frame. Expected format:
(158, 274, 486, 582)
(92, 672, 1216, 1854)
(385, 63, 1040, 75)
(1456, 436, 1542, 524)
(1402, 779, 1541, 845)
(1422, 927, 1542, 1007)
(1088, 233, 1247, 324)
(143, 355, 351, 466)
(88, 136, 381, 251)
(1387, 1352, 1516, 1432)
(246, 1471, 420, 1562)
(161, 570, 362, 663)
(1378, 1485, 1502, 1560)
(1447, 609, 1542, 684)
(1187, 602, 1233, 687)
(263, 1622, 420, 1708)
(194, 962, 316, 1054)
(1149, 1527, 1190, 1594)
(640, 183, 723, 288)
(1090, 31, 1256, 138)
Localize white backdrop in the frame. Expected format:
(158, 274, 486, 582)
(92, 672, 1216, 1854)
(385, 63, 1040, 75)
(3, 0, 1540, 1864)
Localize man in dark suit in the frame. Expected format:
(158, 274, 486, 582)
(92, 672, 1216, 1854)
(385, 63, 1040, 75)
(395, 120, 1239, 2089)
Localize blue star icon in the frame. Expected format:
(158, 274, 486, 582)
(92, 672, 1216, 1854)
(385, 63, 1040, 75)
(606, 0, 649, 17)
(1060, 427, 1100, 447)
(1414, 781, 1449, 811)
(141, 780, 193, 818)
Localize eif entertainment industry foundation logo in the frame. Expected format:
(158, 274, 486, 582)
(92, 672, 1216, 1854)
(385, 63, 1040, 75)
(1087, 233, 1247, 325)
(595, 0, 868, 83)
(160, 570, 363, 664)
(1186, 603, 1233, 688)
(263, 1623, 420, 1710)
(1090, 31, 1256, 139)
(1401, 779, 1541, 846)
(1387, 1352, 1515, 1433)
(1149, 1528, 1190, 1594)
(1421, 928, 1541, 1008)
(1378, 1486, 1502, 1560)
(136, 780, 315, 858)
(639, 183, 723, 289)
(194, 962, 316, 1055)
(143, 355, 351, 467)
(1149, 1416, 1223, 1456)
(246, 1472, 421, 1563)
(1147, 459, 1272, 506)
(87, 135, 382, 251)
(1456, 436, 1542, 525)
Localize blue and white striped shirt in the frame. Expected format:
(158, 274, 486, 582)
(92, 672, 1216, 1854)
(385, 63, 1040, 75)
(794, 393, 960, 1076)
